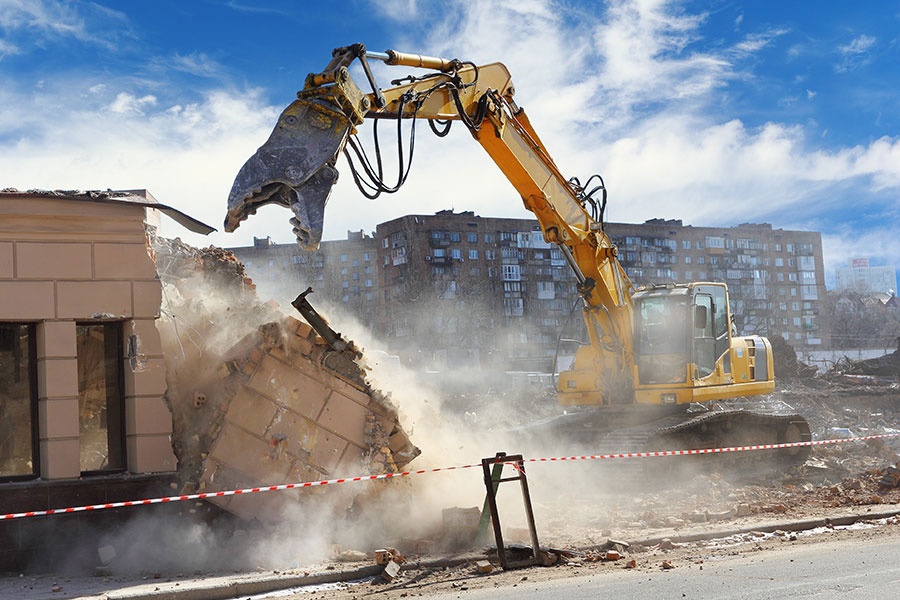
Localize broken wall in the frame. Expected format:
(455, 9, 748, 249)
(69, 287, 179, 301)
(151, 238, 419, 523)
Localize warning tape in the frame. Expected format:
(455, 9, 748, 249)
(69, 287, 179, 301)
(3, 432, 898, 521)
(522, 432, 900, 462)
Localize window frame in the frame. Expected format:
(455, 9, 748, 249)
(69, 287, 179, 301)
(76, 321, 127, 476)
(0, 323, 40, 482)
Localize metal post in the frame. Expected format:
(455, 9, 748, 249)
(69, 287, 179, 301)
(516, 458, 542, 563)
(482, 454, 508, 569)
(476, 457, 504, 544)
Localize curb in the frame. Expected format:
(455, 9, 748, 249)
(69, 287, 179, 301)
(627, 506, 900, 548)
(82, 509, 900, 600)
(82, 556, 479, 600)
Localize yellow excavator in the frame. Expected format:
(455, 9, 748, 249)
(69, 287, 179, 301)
(225, 44, 810, 473)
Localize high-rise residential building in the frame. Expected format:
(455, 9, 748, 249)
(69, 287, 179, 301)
(834, 257, 898, 294)
(228, 231, 378, 317)
(605, 219, 829, 347)
(374, 210, 581, 371)
(227, 213, 830, 372)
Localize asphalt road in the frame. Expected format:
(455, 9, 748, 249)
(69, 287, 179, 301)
(425, 535, 900, 600)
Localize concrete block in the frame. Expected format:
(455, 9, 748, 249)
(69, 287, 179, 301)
(126, 319, 164, 358)
(264, 409, 319, 460)
(36, 320, 76, 359)
(38, 397, 79, 439)
(225, 386, 278, 437)
(0, 241, 13, 278)
(37, 358, 78, 399)
(316, 393, 371, 445)
(381, 560, 402, 582)
(132, 281, 162, 318)
(475, 560, 494, 573)
(94, 243, 158, 279)
(327, 377, 372, 409)
(307, 427, 348, 473)
(16, 242, 92, 279)
(57, 281, 132, 319)
(125, 396, 173, 436)
(248, 354, 330, 420)
(40, 438, 80, 480)
(123, 357, 167, 397)
(126, 434, 177, 473)
(336, 445, 364, 476)
(209, 423, 294, 480)
(0, 281, 55, 319)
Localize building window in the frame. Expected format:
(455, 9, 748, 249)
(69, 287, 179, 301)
(450, 232, 461, 242)
(0, 324, 38, 480)
(363, 253, 371, 261)
(502, 264, 521, 281)
(451, 248, 462, 259)
(684, 256, 691, 264)
(353, 259, 360, 267)
(76, 322, 125, 473)
(365, 279, 373, 287)
(382, 238, 389, 249)
(340, 254, 348, 262)
(484, 233, 495, 244)
(467, 233, 477, 243)
(468, 249, 479, 260)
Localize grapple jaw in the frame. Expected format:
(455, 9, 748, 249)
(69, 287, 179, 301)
(225, 98, 350, 250)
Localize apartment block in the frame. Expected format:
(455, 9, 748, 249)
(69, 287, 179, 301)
(374, 210, 582, 371)
(606, 219, 829, 348)
(229, 231, 378, 316)
(834, 257, 898, 294)
(228, 212, 830, 373)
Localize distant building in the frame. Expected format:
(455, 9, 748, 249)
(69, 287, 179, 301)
(834, 257, 897, 294)
(230, 214, 831, 371)
(606, 219, 829, 348)
(375, 210, 581, 371)
(228, 231, 378, 317)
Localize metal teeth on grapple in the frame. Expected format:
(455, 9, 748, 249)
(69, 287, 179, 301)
(224, 97, 351, 250)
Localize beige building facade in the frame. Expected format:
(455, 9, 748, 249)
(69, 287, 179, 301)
(0, 190, 198, 482)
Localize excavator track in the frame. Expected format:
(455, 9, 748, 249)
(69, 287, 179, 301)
(597, 410, 811, 487)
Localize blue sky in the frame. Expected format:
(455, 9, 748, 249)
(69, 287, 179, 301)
(1, 1, 898, 286)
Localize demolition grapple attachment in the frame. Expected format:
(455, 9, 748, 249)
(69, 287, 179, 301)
(224, 97, 351, 250)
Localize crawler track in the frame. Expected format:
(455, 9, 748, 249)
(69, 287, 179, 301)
(598, 410, 812, 484)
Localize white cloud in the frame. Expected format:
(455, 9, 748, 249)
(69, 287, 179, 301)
(0, 0, 129, 51)
(109, 92, 158, 115)
(806, 89, 816, 99)
(0, 38, 19, 58)
(0, 0, 897, 286)
(164, 52, 227, 79)
(836, 34, 877, 72)
(0, 79, 280, 246)
(839, 34, 876, 54)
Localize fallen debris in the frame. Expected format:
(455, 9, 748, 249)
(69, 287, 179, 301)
(151, 236, 420, 524)
(381, 560, 402, 582)
(475, 560, 494, 574)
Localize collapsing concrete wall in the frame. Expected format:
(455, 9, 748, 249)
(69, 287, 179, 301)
(151, 236, 419, 523)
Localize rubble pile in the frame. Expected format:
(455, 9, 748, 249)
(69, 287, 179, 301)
(150, 236, 419, 523)
(769, 334, 817, 378)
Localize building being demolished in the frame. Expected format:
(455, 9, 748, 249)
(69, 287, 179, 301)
(151, 236, 420, 523)
(0, 189, 419, 571)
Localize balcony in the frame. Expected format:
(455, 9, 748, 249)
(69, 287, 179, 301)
(429, 237, 450, 248)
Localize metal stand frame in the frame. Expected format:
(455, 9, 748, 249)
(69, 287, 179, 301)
(480, 452, 541, 569)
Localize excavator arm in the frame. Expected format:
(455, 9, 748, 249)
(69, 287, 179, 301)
(226, 44, 635, 403)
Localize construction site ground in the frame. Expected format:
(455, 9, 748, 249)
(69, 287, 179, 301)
(3, 375, 900, 599)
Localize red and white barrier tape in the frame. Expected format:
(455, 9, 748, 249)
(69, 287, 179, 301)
(3, 432, 898, 521)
